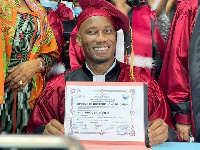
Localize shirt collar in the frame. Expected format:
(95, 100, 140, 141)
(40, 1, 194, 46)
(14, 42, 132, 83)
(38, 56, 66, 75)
(85, 59, 117, 76)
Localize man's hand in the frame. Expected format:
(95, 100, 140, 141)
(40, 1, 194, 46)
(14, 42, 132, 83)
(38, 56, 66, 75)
(5, 59, 41, 91)
(148, 118, 168, 146)
(176, 123, 191, 142)
(43, 119, 65, 136)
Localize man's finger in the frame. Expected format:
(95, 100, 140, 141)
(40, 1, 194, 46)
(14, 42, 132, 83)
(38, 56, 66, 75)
(150, 140, 162, 146)
(46, 123, 64, 135)
(51, 119, 65, 134)
(183, 133, 189, 142)
(148, 119, 162, 132)
(150, 128, 168, 142)
(179, 132, 184, 141)
(43, 129, 52, 135)
(149, 124, 167, 138)
(148, 121, 153, 127)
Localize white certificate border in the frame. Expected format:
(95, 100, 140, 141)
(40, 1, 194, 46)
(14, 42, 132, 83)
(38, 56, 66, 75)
(67, 88, 136, 136)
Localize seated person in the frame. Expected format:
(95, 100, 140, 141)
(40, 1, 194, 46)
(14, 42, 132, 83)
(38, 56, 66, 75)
(27, 0, 180, 146)
(69, 0, 167, 81)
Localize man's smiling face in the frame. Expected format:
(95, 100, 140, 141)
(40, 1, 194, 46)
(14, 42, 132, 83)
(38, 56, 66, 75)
(77, 15, 116, 65)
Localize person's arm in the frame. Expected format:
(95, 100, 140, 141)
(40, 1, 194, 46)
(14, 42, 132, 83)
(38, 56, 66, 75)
(159, 5, 193, 141)
(148, 0, 167, 17)
(111, 0, 131, 16)
(145, 73, 181, 144)
(5, 58, 44, 91)
(26, 74, 66, 134)
(166, 0, 176, 16)
(38, 54, 56, 72)
(38, 9, 60, 69)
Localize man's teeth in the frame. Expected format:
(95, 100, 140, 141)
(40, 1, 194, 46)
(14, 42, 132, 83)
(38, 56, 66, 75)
(94, 47, 109, 50)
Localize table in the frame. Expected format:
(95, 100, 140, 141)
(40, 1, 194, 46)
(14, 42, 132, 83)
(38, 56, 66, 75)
(152, 142, 200, 150)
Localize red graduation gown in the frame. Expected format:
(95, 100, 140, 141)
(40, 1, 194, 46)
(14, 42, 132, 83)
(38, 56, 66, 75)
(159, 0, 198, 140)
(27, 62, 174, 134)
(47, 4, 73, 62)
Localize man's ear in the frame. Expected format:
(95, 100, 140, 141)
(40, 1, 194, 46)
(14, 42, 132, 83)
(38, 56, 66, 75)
(76, 34, 83, 47)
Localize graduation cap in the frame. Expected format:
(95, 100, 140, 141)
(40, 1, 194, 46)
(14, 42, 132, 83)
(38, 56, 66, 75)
(76, 0, 130, 34)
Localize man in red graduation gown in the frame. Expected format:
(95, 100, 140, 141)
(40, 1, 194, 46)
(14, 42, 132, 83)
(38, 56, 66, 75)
(69, 0, 167, 81)
(159, 0, 200, 142)
(27, 0, 179, 145)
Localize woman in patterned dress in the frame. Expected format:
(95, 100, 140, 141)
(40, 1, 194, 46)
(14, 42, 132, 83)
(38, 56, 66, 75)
(0, 0, 59, 133)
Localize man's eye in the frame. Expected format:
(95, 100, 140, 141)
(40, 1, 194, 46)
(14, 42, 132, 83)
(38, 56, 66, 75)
(87, 30, 96, 34)
(105, 29, 112, 33)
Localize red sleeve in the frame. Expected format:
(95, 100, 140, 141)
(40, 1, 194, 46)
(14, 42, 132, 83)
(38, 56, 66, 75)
(139, 68, 181, 141)
(69, 26, 85, 69)
(47, 10, 64, 62)
(119, 64, 181, 141)
(118, 64, 175, 128)
(147, 79, 173, 126)
(134, 69, 174, 128)
(159, 1, 197, 125)
(26, 74, 66, 134)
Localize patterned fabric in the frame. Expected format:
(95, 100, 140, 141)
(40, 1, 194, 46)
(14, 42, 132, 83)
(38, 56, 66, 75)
(8, 13, 41, 68)
(0, 85, 32, 134)
(0, 13, 40, 134)
(157, 11, 170, 41)
(40, 54, 56, 70)
(0, 0, 59, 107)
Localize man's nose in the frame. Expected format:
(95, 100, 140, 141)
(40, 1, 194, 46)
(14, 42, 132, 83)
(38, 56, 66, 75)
(96, 32, 107, 42)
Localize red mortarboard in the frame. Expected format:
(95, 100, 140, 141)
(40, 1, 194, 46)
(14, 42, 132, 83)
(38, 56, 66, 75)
(77, 0, 130, 34)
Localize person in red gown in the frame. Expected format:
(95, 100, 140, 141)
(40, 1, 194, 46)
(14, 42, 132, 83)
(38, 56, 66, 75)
(159, 0, 199, 142)
(27, 0, 179, 145)
(40, 0, 74, 63)
(69, 0, 167, 81)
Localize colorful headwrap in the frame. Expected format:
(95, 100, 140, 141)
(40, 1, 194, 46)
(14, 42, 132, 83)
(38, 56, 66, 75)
(77, 0, 130, 34)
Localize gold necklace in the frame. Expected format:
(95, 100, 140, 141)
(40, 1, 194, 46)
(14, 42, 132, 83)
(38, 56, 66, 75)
(14, 0, 21, 7)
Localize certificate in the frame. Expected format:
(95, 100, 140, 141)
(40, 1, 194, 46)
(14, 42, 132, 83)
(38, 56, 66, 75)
(65, 82, 149, 149)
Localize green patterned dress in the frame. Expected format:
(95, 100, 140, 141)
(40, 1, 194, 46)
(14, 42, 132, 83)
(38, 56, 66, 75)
(0, 12, 55, 134)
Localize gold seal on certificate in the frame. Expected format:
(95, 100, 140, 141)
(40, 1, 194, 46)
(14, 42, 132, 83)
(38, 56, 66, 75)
(65, 82, 149, 150)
